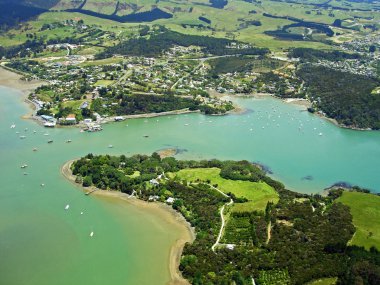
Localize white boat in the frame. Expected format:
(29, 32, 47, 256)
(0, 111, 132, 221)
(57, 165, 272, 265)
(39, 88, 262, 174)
(20, 164, 28, 169)
(108, 145, 113, 148)
(33, 148, 38, 152)
(80, 212, 83, 215)
(90, 231, 94, 237)
(41, 183, 45, 187)
(65, 204, 70, 210)
(66, 139, 72, 143)
(319, 133, 323, 136)
(10, 124, 16, 129)
(44, 122, 56, 128)
(19, 135, 26, 139)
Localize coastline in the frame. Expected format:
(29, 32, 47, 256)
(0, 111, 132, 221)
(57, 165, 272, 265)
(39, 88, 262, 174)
(61, 160, 195, 285)
(0, 66, 44, 97)
(100, 109, 201, 125)
(0, 66, 45, 120)
(1, 66, 373, 132)
(217, 90, 374, 131)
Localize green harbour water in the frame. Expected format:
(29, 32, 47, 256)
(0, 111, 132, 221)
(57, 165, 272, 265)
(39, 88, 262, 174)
(1, 86, 380, 285)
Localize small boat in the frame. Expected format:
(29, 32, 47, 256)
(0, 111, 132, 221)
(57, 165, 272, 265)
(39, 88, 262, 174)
(319, 133, 323, 136)
(19, 135, 26, 139)
(184, 123, 189, 126)
(65, 204, 70, 210)
(41, 183, 45, 187)
(143, 135, 149, 138)
(23, 172, 28, 176)
(33, 148, 38, 152)
(80, 212, 84, 215)
(66, 139, 72, 143)
(16, 131, 20, 134)
(48, 140, 53, 144)
(108, 144, 113, 148)
(10, 124, 16, 129)
(44, 133, 49, 136)
(20, 164, 28, 169)
(90, 231, 94, 237)
(24, 128, 28, 132)
(33, 130, 36, 133)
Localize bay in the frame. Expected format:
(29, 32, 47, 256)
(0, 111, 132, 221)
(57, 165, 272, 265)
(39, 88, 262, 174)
(1, 86, 379, 285)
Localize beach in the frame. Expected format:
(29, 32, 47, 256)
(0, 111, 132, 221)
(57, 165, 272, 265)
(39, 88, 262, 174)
(0, 66, 45, 120)
(0, 66, 44, 96)
(61, 160, 195, 285)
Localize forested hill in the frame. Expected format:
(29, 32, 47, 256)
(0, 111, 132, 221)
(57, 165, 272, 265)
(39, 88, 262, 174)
(0, 0, 59, 9)
(96, 29, 269, 58)
(0, 1, 47, 29)
(298, 64, 380, 130)
(70, 153, 380, 285)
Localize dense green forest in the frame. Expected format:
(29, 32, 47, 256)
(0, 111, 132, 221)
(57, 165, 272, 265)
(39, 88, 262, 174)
(289, 48, 361, 62)
(71, 154, 380, 285)
(96, 28, 269, 59)
(89, 93, 233, 116)
(297, 64, 380, 129)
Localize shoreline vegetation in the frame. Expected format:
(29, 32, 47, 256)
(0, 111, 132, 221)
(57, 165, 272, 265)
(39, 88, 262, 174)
(61, 160, 195, 285)
(0, 66, 371, 131)
(64, 153, 380, 284)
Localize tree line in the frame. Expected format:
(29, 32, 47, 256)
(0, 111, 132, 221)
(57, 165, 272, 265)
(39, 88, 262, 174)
(70, 153, 380, 284)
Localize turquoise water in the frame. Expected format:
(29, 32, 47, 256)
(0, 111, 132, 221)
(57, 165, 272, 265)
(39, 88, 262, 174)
(1, 86, 379, 284)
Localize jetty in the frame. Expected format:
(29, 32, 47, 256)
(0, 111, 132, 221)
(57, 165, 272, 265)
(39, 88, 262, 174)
(85, 189, 97, 196)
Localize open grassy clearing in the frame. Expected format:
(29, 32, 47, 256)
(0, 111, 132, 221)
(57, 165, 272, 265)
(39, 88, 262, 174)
(94, 79, 115, 86)
(337, 191, 380, 250)
(305, 277, 338, 285)
(172, 167, 279, 212)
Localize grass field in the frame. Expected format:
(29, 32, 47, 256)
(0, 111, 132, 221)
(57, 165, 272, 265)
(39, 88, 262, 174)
(94, 80, 115, 86)
(305, 277, 337, 285)
(173, 168, 279, 212)
(337, 191, 380, 250)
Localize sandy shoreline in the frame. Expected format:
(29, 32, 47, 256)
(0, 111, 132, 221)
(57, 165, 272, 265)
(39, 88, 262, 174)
(61, 160, 195, 285)
(100, 109, 201, 125)
(0, 66, 44, 96)
(1, 66, 372, 131)
(0, 66, 45, 120)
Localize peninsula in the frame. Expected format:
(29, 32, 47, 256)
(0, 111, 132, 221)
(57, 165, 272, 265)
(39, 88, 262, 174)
(65, 153, 380, 285)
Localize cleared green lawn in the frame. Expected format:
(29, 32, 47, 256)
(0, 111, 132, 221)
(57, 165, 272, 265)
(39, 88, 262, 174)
(305, 277, 337, 285)
(173, 168, 279, 212)
(94, 80, 115, 87)
(61, 99, 88, 109)
(337, 191, 380, 250)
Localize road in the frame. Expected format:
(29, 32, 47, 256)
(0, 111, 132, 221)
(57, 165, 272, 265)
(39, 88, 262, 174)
(210, 185, 233, 252)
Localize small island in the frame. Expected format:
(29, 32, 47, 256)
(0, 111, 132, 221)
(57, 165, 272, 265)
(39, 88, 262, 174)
(65, 153, 380, 285)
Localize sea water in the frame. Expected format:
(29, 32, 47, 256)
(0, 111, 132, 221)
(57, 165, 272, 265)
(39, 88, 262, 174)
(1, 87, 379, 285)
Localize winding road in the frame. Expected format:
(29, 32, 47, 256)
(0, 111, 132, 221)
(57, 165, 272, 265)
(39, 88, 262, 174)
(211, 185, 233, 252)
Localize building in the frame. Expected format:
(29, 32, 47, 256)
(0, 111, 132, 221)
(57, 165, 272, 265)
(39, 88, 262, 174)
(166, 197, 175, 204)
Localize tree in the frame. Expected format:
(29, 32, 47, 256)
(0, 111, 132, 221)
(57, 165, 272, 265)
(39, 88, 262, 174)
(82, 176, 92, 187)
